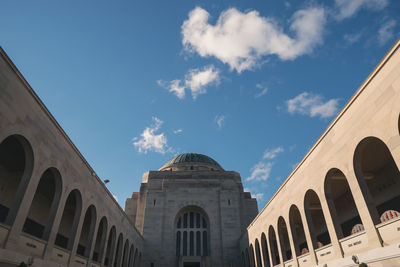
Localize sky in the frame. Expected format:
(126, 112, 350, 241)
(1, 0, 399, 210)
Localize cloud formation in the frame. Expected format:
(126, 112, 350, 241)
(133, 117, 171, 154)
(158, 65, 220, 99)
(334, 0, 388, 20)
(255, 84, 268, 98)
(215, 115, 225, 129)
(182, 6, 326, 73)
(173, 129, 183, 134)
(378, 19, 396, 46)
(263, 147, 284, 159)
(246, 162, 273, 181)
(286, 92, 339, 119)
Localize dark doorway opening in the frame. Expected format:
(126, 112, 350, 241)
(184, 263, 200, 267)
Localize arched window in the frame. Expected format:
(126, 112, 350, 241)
(113, 233, 124, 267)
(104, 226, 116, 266)
(22, 168, 62, 240)
(175, 206, 209, 259)
(261, 233, 271, 267)
(55, 189, 82, 250)
(325, 168, 362, 238)
(92, 217, 108, 263)
(354, 137, 400, 225)
(268, 226, 280, 265)
(278, 217, 292, 261)
(289, 205, 308, 256)
(304, 190, 331, 248)
(76, 205, 97, 258)
(0, 135, 33, 225)
(255, 239, 263, 267)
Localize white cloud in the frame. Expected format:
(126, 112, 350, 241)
(263, 147, 284, 159)
(286, 92, 339, 119)
(158, 65, 220, 100)
(182, 6, 326, 73)
(378, 19, 396, 46)
(157, 79, 185, 99)
(334, 0, 389, 20)
(186, 65, 220, 99)
(246, 162, 273, 181)
(173, 129, 183, 134)
(133, 117, 170, 154)
(255, 84, 268, 98)
(215, 115, 225, 129)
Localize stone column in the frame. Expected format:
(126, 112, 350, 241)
(319, 194, 343, 259)
(285, 215, 299, 267)
(87, 216, 100, 266)
(298, 208, 316, 266)
(4, 165, 42, 251)
(43, 191, 69, 260)
(68, 205, 86, 265)
(344, 169, 382, 248)
(274, 228, 284, 266)
(101, 228, 111, 266)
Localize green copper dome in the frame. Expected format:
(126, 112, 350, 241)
(160, 153, 223, 171)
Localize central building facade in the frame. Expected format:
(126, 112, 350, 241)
(125, 153, 258, 267)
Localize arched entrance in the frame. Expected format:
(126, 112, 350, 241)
(175, 206, 209, 267)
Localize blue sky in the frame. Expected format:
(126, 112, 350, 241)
(1, 0, 399, 210)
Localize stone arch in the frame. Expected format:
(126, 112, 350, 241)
(0, 134, 34, 226)
(324, 168, 362, 238)
(76, 205, 97, 258)
(122, 239, 129, 267)
(277, 216, 292, 261)
(104, 226, 116, 266)
(22, 167, 62, 240)
(289, 205, 308, 256)
(92, 216, 108, 263)
(113, 233, 124, 267)
(55, 189, 82, 250)
(304, 189, 331, 249)
(175, 205, 209, 258)
(261, 232, 271, 267)
(255, 238, 263, 267)
(354, 136, 400, 225)
(268, 225, 280, 265)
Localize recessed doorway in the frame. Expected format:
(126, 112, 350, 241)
(184, 262, 200, 267)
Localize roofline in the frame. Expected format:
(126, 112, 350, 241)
(248, 38, 400, 229)
(0, 46, 144, 240)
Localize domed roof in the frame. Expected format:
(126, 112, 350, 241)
(160, 153, 223, 171)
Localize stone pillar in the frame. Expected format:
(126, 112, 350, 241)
(98, 224, 109, 265)
(274, 228, 284, 266)
(319, 194, 343, 259)
(87, 216, 100, 266)
(4, 165, 42, 250)
(101, 228, 111, 266)
(68, 205, 86, 265)
(344, 169, 382, 248)
(285, 215, 299, 267)
(43, 191, 69, 260)
(299, 208, 317, 266)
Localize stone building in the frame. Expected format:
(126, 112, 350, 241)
(1, 36, 400, 267)
(239, 39, 400, 267)
(125, 153, 258, 267)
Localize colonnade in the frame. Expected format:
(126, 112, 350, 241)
(242, 129, 400, 267)
(0, 134, 142, 266)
